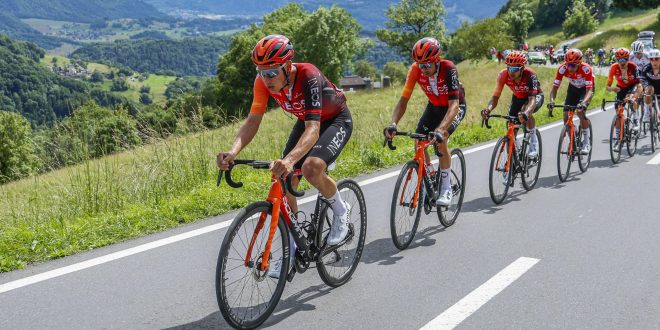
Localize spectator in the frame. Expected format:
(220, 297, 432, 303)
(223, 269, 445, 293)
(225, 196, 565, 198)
(497, 50, 503, 63)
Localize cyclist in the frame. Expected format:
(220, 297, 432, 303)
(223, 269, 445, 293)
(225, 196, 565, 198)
(639, 49, 660, 124)
(481, 51, 544, 158)
(383, 37, 466, 207)
(598, 48, 605, 66)
(216, 35, 354, 271)
(605, 47, 641, 134)
(630, 41, 650, 70)
(548, 49, 595, 154)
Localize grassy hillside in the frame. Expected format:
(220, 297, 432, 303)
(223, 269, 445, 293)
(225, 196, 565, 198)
(0, 62, 611, 272)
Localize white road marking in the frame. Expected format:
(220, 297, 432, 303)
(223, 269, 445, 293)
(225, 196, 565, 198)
(0, 108, 607, 294)
(647, 152, 660, 165)
(420, 257, 540, 330)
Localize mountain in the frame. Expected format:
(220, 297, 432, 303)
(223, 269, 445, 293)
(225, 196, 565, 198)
(0, 12, 65, 49)
(143, 0, 507, 32)
(0, 0, 167, 24)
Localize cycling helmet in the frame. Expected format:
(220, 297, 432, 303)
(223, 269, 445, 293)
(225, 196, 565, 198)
(505, 51, 527, 66)
(648, 49, 660, 59)
(411, 37, 442, 64)
(615, 47, 630, 60)
(564, 49, 583, 64)
(631, 41, 644, 53)
(251, 35, 294, 66)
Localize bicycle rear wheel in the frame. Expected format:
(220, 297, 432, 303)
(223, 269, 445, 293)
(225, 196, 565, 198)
(521, 130, 542, 191)
(389, 161, 423, 250)
(316, 179, 367, 287)
(489, 137, 512, 204)
(651, 107, 658, 153)
(609, 115, 622, 164)
(216, 202, 289, 330)
(626, 118, 638, 157)
(557, 126, 572, 182)
(578, 121, 593, 172)
(438, 149, 466, 227)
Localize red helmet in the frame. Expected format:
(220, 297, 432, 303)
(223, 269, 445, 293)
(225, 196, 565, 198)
(505, 51, 527, 66)
(251, 35, 294, 66)
(411, 37, 442, 64)
(615, 47, 630, 60)
(564, 49, 583, 64)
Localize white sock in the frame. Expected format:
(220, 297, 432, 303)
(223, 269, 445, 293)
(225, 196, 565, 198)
(529, 127, 538, 144)
(441, 168, 451, 191)
(328, 190, 347, 215)
(583, 128, 590, 143)
(632, 111, 638, 121)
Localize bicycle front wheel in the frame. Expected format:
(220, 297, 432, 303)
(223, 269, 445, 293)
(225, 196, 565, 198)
(521, 130, 542, 191)
(578, 121, 593, 172)
(216, 201, 289, 330)
(438, 149, 466, 227)
(609, 115, 622, 164)
(489, 137, 512, 204)
(316, 179, 367, 287)
(389, 161, 423, 250)
(626, 118, 638, 157)
(557, 126, 572, 182)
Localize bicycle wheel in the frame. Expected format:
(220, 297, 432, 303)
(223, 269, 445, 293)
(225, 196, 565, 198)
(489, 137, 512, 204)
(557, 125, 572, 182)
(389, 161, 423, 250)
(316, 179, 367, 287)
(626, 118, 638, 157)
(651, 107, 658, 153)
(577, 121, 593, 172)
(521, 130, 542, 191)
(438, 149, 466, 227)
(216, 201, 289, 330)
(609, 115, 622, 164)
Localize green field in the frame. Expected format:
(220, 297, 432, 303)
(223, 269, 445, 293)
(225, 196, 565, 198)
(0, 61, 612, 272)
(99, 74, 176, 103)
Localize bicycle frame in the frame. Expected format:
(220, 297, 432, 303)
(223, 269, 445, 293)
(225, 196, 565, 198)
(565, 110, 577, 155)
(483, 115, 526, 173)
(602, 99, 631, 141)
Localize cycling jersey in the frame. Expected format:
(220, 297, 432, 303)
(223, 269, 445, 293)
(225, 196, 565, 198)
(493, 67, 541, 99)
(639, 64, 660, 91)
(629, 53, 650, 70)
(250, 63, 347, 122)
(607, 62, 640, 88)
(554, 63, 595, 90)
(401, 60, 461, 106)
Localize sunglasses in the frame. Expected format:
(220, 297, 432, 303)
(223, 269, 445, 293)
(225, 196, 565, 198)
(567, 63, 578, 68)
(417, 63, 433, 70)
(506, 66, 523, 73)
(617, 58, 628, 64)
(256, 64, 285, 78)
(651, 58, 660, 62)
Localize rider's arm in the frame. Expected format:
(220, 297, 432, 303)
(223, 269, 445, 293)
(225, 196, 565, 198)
(390, 96, 410, 125)
(487, 71, 506, 111)
(438, 64, 460, 132)
(550, 67, 564, 104)
(282, 120, 320, 166)
(549, 86, 559, 104)
(523, 73, 540, 115)
(228, 77, 271, 156)
(606, 65, 616, 90)
(439, 99, 459, 133)
(392, 64, 419, 125)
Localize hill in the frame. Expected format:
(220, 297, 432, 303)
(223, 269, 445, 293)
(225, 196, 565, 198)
(71, 36, 231, 76)
(0, 0, 167, 24)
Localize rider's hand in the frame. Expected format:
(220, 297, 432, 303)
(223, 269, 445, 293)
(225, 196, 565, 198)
(271, 159, 294, 178)
(547, 101, 555, 116)
(384, 123, 397, 139)
(481, 109, 491, 119)
(518, 112, 529, 123)
(432, 129, 447, 144)
(577, 102, 588, 111)
(217, 152, 235, 171)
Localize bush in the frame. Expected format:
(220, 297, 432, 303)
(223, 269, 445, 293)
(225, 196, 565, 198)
(383, 61, 408, 84)
(562, 0, 598, 38)
(0, 111, 41, 183)
(111, 79, 129, 91)
(140, 85, 151, 93)
(139, 93, 152, 105)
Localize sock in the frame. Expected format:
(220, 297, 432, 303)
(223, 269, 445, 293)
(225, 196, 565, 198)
(328, 189, 347, 215)
(441, 168, 451, 191)
(632, 111, 638, 121)
(583, 128, 590, 142)
(529, 127, 538, 145)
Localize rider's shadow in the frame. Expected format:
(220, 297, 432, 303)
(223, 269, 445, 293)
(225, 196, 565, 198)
(359, 224, 445, 266)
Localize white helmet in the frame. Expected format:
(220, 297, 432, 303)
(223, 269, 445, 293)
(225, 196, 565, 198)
(631, 41, 645, 53)
(648, 48, 660, 59)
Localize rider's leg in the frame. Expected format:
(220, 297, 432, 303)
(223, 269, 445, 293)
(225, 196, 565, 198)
(644, 85, 655, 122)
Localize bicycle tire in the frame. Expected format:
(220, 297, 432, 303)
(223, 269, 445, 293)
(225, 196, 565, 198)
(651, 107, 658, 153)
(389, 161, 423, 250)
(610, 115, 622, 164)
(216, 201, 289, 330)
(316, 179, 367, 287)
(489, 137, 512, 204)
(521, 130, 542, 191)
(438, 149, 466, 227)
(577, 121, 593, 173)
(626, 118, 638, 157)
(557, 125, 572, 182)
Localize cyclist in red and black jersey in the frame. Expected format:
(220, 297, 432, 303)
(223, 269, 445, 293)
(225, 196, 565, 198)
(217, 35, 353, 260)
(481, 51, 544, 158)
(548, 49, 595, 154)
(383, 37, 466, 207)
(606, 47, 642, 132)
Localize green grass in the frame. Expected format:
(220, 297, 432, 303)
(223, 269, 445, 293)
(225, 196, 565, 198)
(0, 62, 610, 273)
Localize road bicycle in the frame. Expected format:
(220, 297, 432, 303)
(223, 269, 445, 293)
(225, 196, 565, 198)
(554, 105, 593, 182)
(215, 160, 367, 329)
(640, 93, 660, 152)
(602, 99, 638, 163)
(483, 114, 542, 204)
(384, 131, 466, 250)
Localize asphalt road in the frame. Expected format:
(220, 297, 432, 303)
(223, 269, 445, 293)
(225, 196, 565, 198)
(2, 105, 660, 330)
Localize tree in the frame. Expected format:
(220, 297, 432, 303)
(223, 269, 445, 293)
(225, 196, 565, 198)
(0, 111, 41, 183)
(111, 79, 129, 91)
(354, 60, 377, 78)
(562, 0, 598, 38)
(140, 85, 151, 94)
(534, 0, 572, 29)
(383, 62, 408, 84)
(139, 93, 152, 105)
(503, 2, 535, 44)
(449, 18, 514, 63)
(376, 0, 447, 56)
(90, 71, 104, 83)
(611, 0, 659, 10)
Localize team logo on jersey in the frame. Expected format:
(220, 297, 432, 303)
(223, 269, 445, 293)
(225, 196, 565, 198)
(582, 66, 591, 74)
